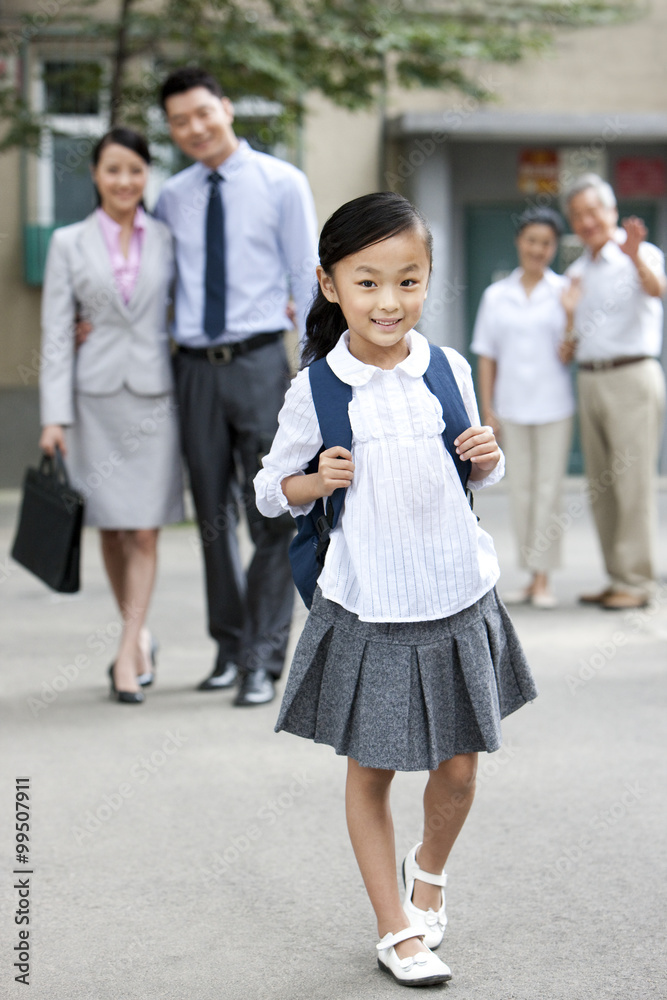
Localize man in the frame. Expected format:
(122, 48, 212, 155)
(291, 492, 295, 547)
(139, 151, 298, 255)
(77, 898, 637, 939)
(563, 173, 666, 610)
(155, 67, 318, 702)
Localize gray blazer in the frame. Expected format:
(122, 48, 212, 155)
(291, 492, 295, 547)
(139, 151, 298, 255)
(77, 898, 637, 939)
(40, 211, 175, 426)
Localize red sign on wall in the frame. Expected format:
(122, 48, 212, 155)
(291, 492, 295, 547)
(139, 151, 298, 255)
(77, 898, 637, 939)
(615, 157, 666, 198)
(518, 149, 559, 195)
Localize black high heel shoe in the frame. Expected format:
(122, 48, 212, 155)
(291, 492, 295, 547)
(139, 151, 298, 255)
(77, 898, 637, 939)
(108, 663, 144, 704)
(136, 635, 158, 687)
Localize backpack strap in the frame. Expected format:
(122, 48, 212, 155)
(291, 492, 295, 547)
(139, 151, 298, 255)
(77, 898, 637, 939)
(289, 344, 475, 609)
(307, 358, 353, 555)
(423, 344, 472, 492)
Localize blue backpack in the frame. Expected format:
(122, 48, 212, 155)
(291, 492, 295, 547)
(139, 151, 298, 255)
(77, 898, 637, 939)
(288, 343, 473, 608)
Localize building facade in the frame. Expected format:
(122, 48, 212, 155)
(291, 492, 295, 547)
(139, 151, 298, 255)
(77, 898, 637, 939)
(1, 1, 666, 482)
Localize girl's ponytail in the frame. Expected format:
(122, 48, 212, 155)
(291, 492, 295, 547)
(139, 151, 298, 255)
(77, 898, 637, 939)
(301, 191, 433, 369)
(301, 289, 347, 367)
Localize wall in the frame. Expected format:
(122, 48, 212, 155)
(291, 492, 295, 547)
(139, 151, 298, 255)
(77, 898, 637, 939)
(302, 94, 381, 227)
(383, 2, 667, 118)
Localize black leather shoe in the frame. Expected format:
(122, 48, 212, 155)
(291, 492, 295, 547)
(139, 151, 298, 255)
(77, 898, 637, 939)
(108, 664, 145, 704)
(233, 668, 276, 706)
(197, 660, 239, 691)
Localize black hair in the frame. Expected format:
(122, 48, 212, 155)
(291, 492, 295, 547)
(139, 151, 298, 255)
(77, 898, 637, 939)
(160, 67, 223, 111)
(302, 192, 433, 367)
(91, 127, 151, 207)
(515, 206, 564, 238)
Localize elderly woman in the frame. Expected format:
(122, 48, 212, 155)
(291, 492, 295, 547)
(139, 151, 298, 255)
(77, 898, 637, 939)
(471, 207, 577, 608)
(39, 127, 184, 702)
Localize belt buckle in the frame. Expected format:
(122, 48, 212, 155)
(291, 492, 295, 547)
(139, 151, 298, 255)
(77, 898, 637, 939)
(207, 344, 234, 365)
(591, 359, 609, 371)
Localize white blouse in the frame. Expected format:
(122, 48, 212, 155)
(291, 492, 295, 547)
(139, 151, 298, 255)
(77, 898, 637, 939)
(471, 267, 575, 425)
(254, 330, 504, 623)
(567, 236, 664, 362)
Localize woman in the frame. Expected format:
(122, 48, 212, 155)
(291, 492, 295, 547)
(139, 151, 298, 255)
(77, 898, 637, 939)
(471, 207, 577, 608)
(39, 127, 184, 702)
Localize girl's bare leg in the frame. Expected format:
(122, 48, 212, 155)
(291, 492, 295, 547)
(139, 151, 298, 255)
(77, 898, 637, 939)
(411, 752, 478, 912)
(345, 758, 428, 960)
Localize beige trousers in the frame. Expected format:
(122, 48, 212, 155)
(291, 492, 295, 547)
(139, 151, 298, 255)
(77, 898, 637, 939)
(578, 358, 665, 598)
(500, 416, 574, 573)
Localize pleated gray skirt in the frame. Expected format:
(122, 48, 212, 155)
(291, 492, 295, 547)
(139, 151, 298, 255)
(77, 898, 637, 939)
(67, 388, 184, 529)
(275, 587, 537, 771)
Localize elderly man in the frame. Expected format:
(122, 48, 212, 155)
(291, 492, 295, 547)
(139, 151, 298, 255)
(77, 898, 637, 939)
(563, 173, 666, 610)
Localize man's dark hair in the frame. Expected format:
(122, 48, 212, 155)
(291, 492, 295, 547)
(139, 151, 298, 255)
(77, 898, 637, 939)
(160, 67, 223, 111)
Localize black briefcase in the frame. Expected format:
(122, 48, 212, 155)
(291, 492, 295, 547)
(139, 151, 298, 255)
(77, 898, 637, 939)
(11, 447, 85, 593)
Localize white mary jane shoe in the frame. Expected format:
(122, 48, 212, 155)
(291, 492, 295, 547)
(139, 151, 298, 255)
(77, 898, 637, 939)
(402, 843, 448, 950)
(376, 927, 452, 987)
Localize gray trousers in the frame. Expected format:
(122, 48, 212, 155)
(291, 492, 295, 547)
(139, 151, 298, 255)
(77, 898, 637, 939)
(173, 339, 295, 677)
(500, 416, 574, 572)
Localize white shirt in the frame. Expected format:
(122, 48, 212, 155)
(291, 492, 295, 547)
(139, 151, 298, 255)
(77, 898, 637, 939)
(254, 330, 504, 622)
(567, 235, 664, 362)
(154, 140, 319, 347)
(471, 268, 575, 425)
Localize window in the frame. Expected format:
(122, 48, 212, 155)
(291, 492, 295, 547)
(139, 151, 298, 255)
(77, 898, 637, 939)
(43, 61, 102, 116)
(24, 59, 105, 284)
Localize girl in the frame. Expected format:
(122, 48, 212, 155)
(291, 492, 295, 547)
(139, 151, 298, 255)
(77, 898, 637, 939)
(254, 193, 537, 987)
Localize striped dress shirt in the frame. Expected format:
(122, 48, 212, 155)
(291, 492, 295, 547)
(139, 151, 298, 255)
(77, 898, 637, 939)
(255, 330, 504, 622)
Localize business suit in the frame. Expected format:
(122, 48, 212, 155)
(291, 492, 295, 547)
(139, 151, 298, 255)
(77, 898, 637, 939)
(154, 141, 318, 698)
(40, 210, 184, 528)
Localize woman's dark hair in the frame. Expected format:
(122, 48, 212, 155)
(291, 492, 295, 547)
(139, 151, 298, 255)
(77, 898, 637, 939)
(515, 206, 564, 238)
(302, 192, 433, 366)
(160, 67, 223, 110)
(91, 127, 151, 207)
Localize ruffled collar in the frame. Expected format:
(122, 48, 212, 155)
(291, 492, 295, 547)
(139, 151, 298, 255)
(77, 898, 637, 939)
(325, 329, 430, 386)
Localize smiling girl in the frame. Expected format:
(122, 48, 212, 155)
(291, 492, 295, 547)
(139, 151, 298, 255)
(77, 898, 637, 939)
(254, 193, 537, 987)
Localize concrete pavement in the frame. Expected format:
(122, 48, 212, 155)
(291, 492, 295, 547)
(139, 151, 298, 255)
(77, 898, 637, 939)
(1, 481, 666, 1000)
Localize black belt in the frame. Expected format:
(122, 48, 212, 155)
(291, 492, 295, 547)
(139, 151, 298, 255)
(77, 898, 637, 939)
(177, 331, 284, 365)
(578, 355, 653, 372)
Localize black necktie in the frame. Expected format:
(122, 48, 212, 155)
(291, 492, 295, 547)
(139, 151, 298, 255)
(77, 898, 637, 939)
(204, 172, 226, 340)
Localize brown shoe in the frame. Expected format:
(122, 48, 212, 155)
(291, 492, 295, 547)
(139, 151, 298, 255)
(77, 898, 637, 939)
(578, 587, 614, 605)
(601, 591, 649, 611)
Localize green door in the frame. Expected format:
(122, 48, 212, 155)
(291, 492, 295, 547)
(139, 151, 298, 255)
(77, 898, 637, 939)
(464, 201, 658, 474)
